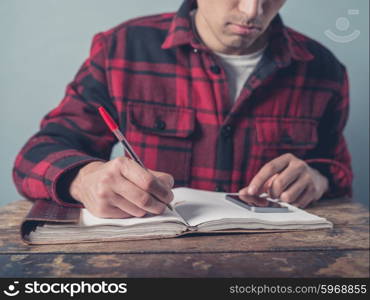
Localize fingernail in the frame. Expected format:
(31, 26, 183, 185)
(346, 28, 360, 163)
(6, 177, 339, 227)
(248, 186, 256, 195)
(169, 176, 175, 188)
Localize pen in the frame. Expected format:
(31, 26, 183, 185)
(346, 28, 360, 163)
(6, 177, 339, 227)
(98, 106, 173, 211)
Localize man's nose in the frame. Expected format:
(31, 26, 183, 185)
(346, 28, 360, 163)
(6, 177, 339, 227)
(238, 0, 263, 19)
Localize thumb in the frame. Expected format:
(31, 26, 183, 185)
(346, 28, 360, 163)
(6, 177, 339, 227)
(149, 170, 175, 189)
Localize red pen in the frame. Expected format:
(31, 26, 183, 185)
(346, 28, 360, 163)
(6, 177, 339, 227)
(98, 106, 173, 211)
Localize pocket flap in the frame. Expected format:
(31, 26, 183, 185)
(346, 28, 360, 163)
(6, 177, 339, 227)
(127, 102, 195, 138)
(255, 118, 318, 149)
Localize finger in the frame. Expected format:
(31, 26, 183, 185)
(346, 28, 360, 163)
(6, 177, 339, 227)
(280, 174, 309, 204)
(269, 163, 302, 198)
(239, 174, 278, 196)
(118, 157, 173, 203)
(248, 154, 293, 195)
(114, 178, 168, 215)
(149, 170, 175, 189)
(239, 175, 277, 196)
(263, 174, 278, 195)
(108, 191, 148, 218)
(91, 204, 133, 219)
(293, 186, 316, 208)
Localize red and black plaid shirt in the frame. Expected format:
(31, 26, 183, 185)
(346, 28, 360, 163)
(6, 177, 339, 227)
(13, 0, 352, 208)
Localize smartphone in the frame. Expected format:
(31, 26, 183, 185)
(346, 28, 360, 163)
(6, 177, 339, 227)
(225, 194, 291, 213)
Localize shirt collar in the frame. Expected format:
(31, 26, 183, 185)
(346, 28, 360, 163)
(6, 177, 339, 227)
(162, 0, 314, 64)
(267, 14, 314, 66)
(161, 0, 198, 50)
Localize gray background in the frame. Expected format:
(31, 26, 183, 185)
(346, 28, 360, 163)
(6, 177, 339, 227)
(0, 0, 368, 207)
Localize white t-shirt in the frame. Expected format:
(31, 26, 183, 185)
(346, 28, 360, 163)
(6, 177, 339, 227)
(214, 48, 265, 103)
(190, 9, 266, 103)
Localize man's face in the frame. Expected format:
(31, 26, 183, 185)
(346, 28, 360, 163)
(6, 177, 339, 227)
(196, 0, 287, 54)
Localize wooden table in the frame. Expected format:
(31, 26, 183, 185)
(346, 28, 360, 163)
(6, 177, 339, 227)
(0, 198, 368, 278)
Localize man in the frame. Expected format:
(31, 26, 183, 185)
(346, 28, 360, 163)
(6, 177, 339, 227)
(13, 0, 352, 219)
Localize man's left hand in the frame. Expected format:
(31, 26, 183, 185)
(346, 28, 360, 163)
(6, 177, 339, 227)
(239, 153, 329, 208)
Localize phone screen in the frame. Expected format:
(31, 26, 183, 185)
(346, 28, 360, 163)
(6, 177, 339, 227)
(225, 194, 290, 213)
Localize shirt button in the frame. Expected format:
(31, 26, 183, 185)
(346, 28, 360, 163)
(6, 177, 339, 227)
(215, 184, 225, 192)
(193, 48, 199, 53)
(281, 132, 293, 144)
(221, 125, 233, 138)
(155, 120, 166, 130)
(210, 65, 221, 74)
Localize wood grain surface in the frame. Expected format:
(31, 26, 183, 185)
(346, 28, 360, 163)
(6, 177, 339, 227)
(0, 197, 368, 277)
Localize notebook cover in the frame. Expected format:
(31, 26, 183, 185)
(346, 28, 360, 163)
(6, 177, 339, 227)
(20, 199, 81, 244)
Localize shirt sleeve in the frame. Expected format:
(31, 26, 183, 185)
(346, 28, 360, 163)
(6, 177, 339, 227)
(305, 66, 353, 199)
(12, 33, 118, 207)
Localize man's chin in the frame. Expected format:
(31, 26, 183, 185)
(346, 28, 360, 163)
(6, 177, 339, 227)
(222, 39, 257, 53)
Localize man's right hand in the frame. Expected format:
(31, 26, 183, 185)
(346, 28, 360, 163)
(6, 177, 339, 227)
(69, 157, 174, 218)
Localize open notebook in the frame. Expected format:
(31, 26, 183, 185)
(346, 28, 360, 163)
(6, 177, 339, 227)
(23, 187, 332, 244)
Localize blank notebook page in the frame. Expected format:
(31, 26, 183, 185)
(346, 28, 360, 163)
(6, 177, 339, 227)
(172, 187, 331, 227)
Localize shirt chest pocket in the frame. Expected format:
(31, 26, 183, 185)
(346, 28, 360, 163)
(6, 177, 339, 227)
(125, 102, 195, 186)
(255, 117, 318, 157)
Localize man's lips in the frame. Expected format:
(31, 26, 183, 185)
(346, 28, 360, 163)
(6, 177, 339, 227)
(228, 23, 262, 35)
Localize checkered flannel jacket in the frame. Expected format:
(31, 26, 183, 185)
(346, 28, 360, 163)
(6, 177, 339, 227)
(13, 0, 353, 207)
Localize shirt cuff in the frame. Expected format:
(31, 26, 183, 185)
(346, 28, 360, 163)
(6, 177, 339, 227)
(305, 158, 353, 199)
(45, 155, 106, 207)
